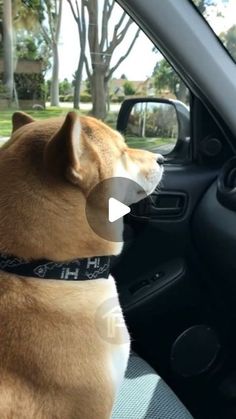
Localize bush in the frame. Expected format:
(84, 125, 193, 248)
(63, 94, 73, 102)
(60, 93, 92, 103)
(0, 73, 44, 100)
(123, 81, 136, 96)
(0, 82, 8, 99)
(80, 93, 92, 103)
(14, 73, 45, 100)
(111, 95, 125, 103)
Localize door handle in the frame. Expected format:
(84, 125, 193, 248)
(147, 191, 187, 218)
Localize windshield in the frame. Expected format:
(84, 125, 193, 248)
(192, 0, 236, 62)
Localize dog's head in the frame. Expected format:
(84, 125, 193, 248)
(41, 112, 163, 200)
(0, 112, 163, 260)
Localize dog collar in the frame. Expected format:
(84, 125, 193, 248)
(0, 254, 110, 280)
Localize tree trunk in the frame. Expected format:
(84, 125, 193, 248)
(50, 43, 60, 106)
(73, 55, 84, 109)
(91, 70, 107, 120)
(105, 80, 110, 112)
(49, 0, 63, 107)
(3, 0, 14, 104)
(83, 0, 139, 120)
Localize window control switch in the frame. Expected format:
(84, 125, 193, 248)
(151, 271, 164, 281)
(129, 279, 150, 294)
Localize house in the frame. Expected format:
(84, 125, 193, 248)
(109, 77, 156, 98)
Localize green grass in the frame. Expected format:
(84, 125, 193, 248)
(126, 135, 176, 151)
(0, 107, 77, 137)
(0, 107, 119, 137)
(0, 108, 174, 152)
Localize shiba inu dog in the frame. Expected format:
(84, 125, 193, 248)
(0, 111, 163, 418)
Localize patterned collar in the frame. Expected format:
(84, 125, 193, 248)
(0, 254, 110, 280)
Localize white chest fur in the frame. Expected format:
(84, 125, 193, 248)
(97, 276, 130, 396)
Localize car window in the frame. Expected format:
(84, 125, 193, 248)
(0, 0, 189, 155)
(192, 0, 236, 63)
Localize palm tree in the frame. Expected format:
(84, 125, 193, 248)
(2, 0, 14, 104)
(1, 0, 42, 106)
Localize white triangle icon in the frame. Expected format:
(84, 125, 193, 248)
(108, 197, 130, 223)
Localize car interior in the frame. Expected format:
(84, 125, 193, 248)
(2, 0, 236, 418)
(111, 0, 236, 418)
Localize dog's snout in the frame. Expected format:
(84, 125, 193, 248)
(156, 155, 165, 165)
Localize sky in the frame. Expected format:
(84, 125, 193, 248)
(57, 0, 236, 83)
(57, 1, 160, 82)
(207, 0, 236, 32)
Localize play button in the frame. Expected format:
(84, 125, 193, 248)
(86, 177, 148, 242)
(108, 198, 130, 223)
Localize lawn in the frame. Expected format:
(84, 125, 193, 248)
(125, 135, 176, 152)
(0, 107, 119, 138)
(0, 107, 173, 153)
(0, 107, 80, 137)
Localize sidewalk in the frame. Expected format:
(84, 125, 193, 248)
(46, 102, 121, 113)
(0, 137, 8, 145)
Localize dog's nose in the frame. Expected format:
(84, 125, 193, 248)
(156, 155, 165, 165)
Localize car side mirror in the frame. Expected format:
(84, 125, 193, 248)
(117, 98, 190, 158)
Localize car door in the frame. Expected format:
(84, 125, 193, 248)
(111, 1, 236, 418)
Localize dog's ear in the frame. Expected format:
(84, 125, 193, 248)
(44, 111, 83, 183)
(12, 112, 35, 133)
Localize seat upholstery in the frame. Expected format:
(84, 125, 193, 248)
(112, 353, 193, 419)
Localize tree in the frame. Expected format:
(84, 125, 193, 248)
(41, 0, 63, 106)
(59, 78, 72, 96)
(1, 0, 48, 105)
(192, 0, 216, 14)
(13, 0, 50, 73)
(220, 25, 236, 61)
(87, 0, 140, 119)
(68, 0, 140, 120)
(85, 78, 91, 94)
(67, 0, 86, 109)
(2, 0, 14, 104)
(123, 81, 136, 96)
(152, 0, 221, 105)
(13, 0, 44, 30)
(153, 60, 189, 104)
(15, 31, 51, 73)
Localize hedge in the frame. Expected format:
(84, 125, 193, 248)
(0, 73, 45, 100)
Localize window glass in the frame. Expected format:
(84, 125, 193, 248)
(126, 102, 179, 154)
(0, 0, 189, 155)
(192, 0, 236, 62)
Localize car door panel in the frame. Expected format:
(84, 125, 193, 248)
(112, 165, 217, 286)
(111, 164, 222, 406)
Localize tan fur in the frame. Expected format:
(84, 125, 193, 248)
(0, 112, 162, 418)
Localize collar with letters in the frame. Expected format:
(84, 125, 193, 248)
(0, 253, 110, 280)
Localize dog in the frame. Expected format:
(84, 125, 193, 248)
(0, 111, 163, 418)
